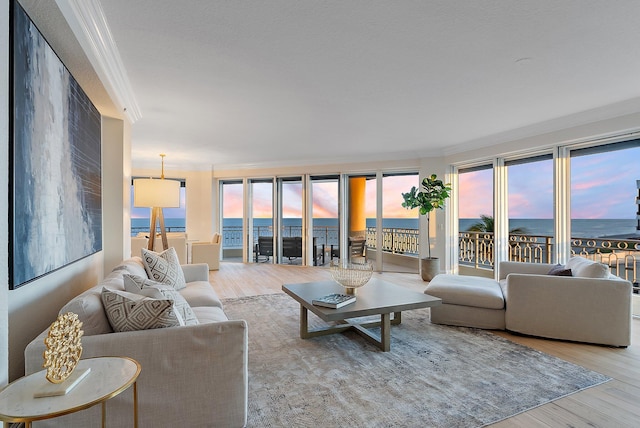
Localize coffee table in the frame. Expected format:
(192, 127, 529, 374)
(282, 278, 442, 351)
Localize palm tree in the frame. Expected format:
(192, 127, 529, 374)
(466, 214, 529, 234)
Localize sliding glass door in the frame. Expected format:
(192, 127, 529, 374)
(458, 165, 494, 275)
(248, 179, 274, 263)
(220, 180, 243, 262)
(277, 177, 305, 264)
(381, 173, 419, 273)
(310, 175, 340, 266)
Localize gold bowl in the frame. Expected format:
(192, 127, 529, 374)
(330, 259, 373, 294)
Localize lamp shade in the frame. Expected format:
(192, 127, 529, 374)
(133, 178, 180, 208)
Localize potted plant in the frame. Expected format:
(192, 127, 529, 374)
(401, 174, 451, 281)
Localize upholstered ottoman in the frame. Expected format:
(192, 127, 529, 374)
(425, 274, 506, 330)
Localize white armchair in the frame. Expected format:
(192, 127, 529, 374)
(192, 233, 222, 270)
(157, 235, 188, 264)
(135, 232, 188, 264)
(130, 236, 148, 258)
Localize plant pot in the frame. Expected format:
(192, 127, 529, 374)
(420, 257, 440, 282)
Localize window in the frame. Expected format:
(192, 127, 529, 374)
(570, 139, 640, 285)
(458, 165, 494, 271)
(506, 154, 554, 263)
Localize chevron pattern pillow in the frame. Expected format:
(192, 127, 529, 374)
(123, 274, 199, 326)
(141, 247, 187, 290)
(101, 288, 182, 332)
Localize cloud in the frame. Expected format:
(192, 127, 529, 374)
(459, 169, 493, 218)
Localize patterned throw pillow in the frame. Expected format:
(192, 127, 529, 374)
(547, 264, 572, 276)
(141, 247, 187, 290)
(101, 288, 183, 332)
(122, 274, 199, 326)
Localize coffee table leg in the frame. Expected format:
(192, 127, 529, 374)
(300, 305, 309, 339)
(392, 311, 402, 325)
(380, 313, 391, 352)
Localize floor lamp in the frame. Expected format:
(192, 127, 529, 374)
(133, 154, 180, 251)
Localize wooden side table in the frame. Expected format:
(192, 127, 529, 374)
(0, 356, 141, 428)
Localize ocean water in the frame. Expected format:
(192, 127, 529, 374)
(459, 218, 639, 239)
(133, 217, 639, 239)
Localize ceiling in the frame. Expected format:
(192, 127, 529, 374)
(50, 1, 640, 170)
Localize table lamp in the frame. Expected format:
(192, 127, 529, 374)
(133, 154, 180, 251)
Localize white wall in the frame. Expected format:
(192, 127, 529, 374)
(8, 256, 103, 381)
(0, 0, 10, 387)
(103, 117, 131, 272)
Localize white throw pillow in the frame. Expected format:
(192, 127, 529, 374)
(565, 256, 610, 279)
(101, 288, 183, 332)
(141, 247, 187, 290)
(123, 274, 199, 326)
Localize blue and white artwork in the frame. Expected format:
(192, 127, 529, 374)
(11, 2, 102, 289)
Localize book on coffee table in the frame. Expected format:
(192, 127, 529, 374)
(312, 293, 356, 309)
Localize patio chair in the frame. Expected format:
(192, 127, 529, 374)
(349, 238, 366, 263)
(282, 237, 303, 262)
(255, 236, 274, 262)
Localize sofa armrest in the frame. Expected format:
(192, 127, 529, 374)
(505, 273, 632, 346)
(181, 263, 210, 282)
(25, 321, 248, 427)
(498, 261, 556, 280)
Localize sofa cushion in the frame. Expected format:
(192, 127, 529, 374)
(191, 306, 229, 323)
(101, 288, 183, 332)
(425, 274, 504, 310)
(547, 264, 573, 276)
(566, 256, 610, 279)
(123, 274, 199, 326)
(141, 247, 187, 290)
(179, 281, 224, 309)
(59, 287, 113, 336)
(112, 256, 148, 278)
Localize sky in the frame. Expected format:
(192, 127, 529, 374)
(134, 146, 639, 221)
(459, 146, 639, 219)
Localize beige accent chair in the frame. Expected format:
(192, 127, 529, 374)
(153, 233, 188, 264)
(135, 232, 188, 264)
(130, 236, 148, 258)
(192, 233, 222, 270)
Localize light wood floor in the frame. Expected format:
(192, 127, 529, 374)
(210, 262, 640, 428)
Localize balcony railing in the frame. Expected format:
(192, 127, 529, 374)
(459, 231, 639, 285)
(131, 226, 185, 236)
(161, 222, 638, 285)
(220, 225, 416, 255)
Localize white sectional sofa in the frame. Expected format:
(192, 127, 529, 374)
(24, 257, 248, 427)
(426, 256, 633, 347)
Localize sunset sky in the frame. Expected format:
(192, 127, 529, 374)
(133, 146, 639, 221)
(460, 146, 639, 219)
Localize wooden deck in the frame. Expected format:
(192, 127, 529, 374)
(210, 262, 640, 427)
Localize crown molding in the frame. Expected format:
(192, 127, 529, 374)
(55, 0, 141, 123)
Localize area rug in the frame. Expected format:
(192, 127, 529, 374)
(223, 293, 610, 427)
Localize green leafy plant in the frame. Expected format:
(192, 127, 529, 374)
(401, 174, 451, 258)
(466, 214, 529, 234)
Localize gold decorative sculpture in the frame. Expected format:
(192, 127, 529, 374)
(43, 312, 84, 384)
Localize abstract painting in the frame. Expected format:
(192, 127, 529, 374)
(10, 1, 102, 289)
